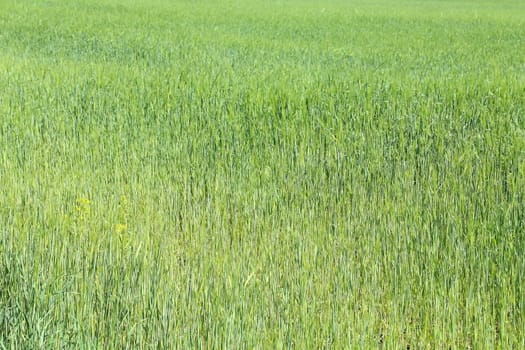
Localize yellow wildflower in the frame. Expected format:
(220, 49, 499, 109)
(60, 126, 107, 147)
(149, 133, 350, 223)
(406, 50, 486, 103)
(115, 223, 128, 234)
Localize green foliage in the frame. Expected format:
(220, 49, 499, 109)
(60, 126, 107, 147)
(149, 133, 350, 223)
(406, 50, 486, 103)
(1, 0, 524, 348)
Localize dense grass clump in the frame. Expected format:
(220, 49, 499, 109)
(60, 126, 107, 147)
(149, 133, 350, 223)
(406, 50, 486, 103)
(1, 0, 524, 348)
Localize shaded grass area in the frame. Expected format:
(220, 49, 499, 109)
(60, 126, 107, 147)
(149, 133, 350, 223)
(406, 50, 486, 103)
(1, 0, 524, 348)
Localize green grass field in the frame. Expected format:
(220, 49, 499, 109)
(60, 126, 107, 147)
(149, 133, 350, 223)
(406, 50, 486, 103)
(1, 0, 524, 348)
